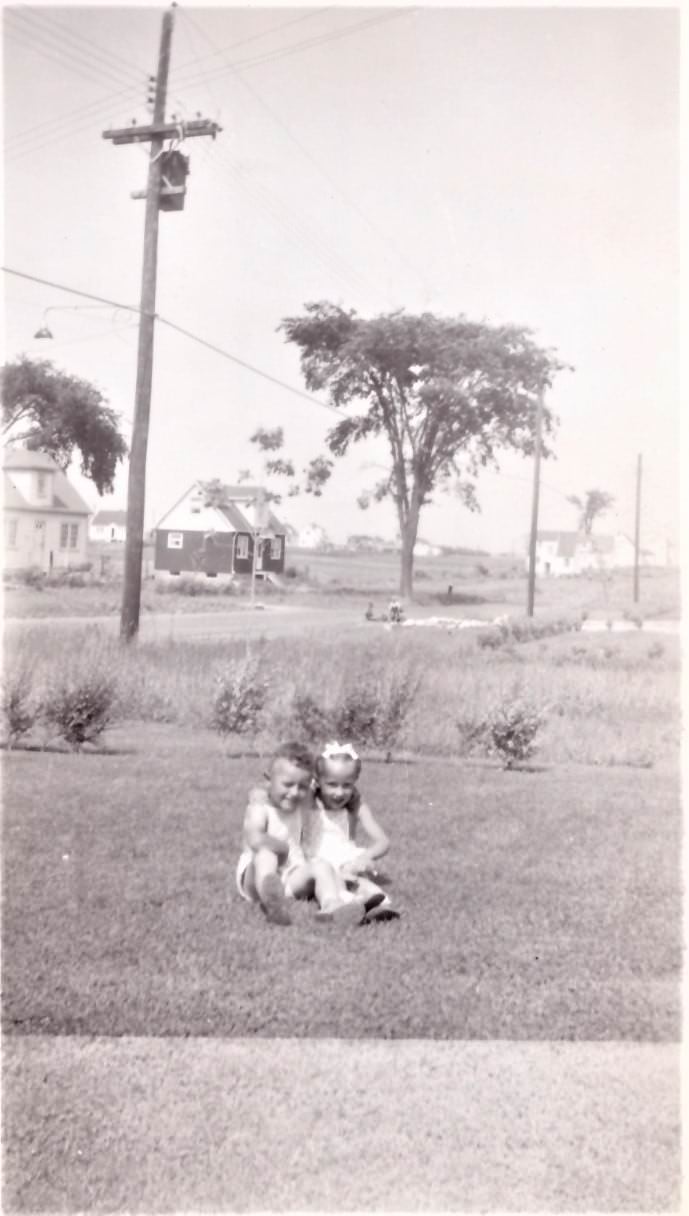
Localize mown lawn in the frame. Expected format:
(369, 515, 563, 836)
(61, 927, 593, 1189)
(2, 726, 680, 1040)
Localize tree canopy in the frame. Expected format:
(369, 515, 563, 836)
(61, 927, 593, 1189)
(280, 303, 569, 594)
(1, 356, 127, 495)
(567, 489, 615, 535)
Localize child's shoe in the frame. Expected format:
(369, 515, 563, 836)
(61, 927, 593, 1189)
(362, 897, 401, 923)
(316, 898, 367, 927)
(363, 891, 386, 914)
(259, 874, 292, 925)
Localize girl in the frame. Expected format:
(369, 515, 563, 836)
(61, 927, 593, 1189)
(309, 741, 400, 921)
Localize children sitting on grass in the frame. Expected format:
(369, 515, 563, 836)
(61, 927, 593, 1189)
(237, 740, 375, 927)
(310, 741, 400, 922)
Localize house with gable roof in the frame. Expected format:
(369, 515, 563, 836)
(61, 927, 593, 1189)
(90, 509, 127, 544)
(3, 446, 91, 572)
(152, 482, 287, 579)
(527, 530, 643, 577)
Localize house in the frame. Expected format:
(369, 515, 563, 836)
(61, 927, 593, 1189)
(3, 446, 91, 572)
(152, 482, 287, 579)
(90, 509, 127, 543)
(414, 538, 443, 558)
(527, 530, 643, 577)
(294, 524, 331, 550)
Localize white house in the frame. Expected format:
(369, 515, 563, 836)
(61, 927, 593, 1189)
(527, 530, 645, 577)
(295, 523, 331, 550)
(3, 447, 91, 572)
(90, 509, 127, 543)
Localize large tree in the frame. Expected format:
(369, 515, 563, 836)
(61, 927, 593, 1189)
(1, 356, 127, 495)
(280, 303, 568, 594)
(567, 489, 615, 535)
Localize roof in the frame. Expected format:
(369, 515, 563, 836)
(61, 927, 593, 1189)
(91, 510, 127, 526)
(3, 469, 90, 516)
(153, 481, 286, 534)
(3, 446, 61, 471)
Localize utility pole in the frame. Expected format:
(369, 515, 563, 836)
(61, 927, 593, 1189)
(526, 387, 545, 617)
(103, 4, 221, 641)
(633, 452, 642, 603)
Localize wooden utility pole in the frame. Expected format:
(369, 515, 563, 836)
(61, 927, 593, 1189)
(526, 387, 545, 617)
(633, 452, 642, 603)
(103, 5, 220, 641)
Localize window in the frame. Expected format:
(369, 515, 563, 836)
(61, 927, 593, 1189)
(167, 532, 184, 550)
(36, 473, 47, 499)
(236, 534, 249, 559)
(60, 523, 69, 549)
(69, 524, 79, 549)
(270, 537, 282, 561)
(6, 519, 18, 549)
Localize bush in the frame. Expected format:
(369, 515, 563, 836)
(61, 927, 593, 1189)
(290, 692, 332, 743)
(211, 654, 267, 738)
(43, 670, 117, 750)
(1, 661, 40, 746)
(487, 695, 545, 769)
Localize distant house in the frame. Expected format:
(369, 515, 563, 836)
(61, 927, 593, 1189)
(295, 523, 331, 550)
(527, 531, 642, 577)
(90, 509, 127, 543)
(3, 446, 90, 572)
(152, 482, 287, 579)
(414, 538, 443, 558)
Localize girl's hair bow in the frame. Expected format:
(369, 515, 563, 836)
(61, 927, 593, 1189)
(321, 740, 359, 762)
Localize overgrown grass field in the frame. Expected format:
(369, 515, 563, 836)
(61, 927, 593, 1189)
(2, 725, 680, 1040)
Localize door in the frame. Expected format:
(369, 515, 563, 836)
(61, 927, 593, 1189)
(32, 519, 47, 569)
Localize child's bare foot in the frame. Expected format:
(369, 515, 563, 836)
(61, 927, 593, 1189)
(259, 875, 292, 925)
(316, 898, 366, 927)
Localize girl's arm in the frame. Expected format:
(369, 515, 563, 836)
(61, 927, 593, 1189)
(243, 800, 289, 860)
(350, 800, 390, 868)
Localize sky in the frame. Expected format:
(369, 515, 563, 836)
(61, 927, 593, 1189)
(3, 3, 680, 557)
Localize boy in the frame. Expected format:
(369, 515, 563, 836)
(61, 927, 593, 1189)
(236, 741, 367, 927)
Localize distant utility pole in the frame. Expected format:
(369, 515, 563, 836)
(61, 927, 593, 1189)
(103, 4, 221, 641)
(633, 452, 642, 603)
(526, 387, 545, 617)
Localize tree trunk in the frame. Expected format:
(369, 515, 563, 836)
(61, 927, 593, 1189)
(399, 503, 420, 597)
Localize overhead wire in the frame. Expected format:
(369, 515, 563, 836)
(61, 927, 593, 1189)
(2, 266, 341, 417)
(5, 9, 329, 156)
(12, 4, 149, 83)
(174, 9, 379, 301)
(4, 10, 143, 93)
(177, 6, 428, 297)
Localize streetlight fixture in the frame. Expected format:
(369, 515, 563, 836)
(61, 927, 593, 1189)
(32, 304, 129, 340)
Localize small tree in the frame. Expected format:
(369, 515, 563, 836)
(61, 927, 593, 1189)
(567, 489, 615, 535)
(2, 357, 127, 494)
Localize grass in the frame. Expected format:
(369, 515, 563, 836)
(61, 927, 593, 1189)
(4, 624, 680, 768)
(4, 550, 680, 621)
(2, 725, 680, 1040)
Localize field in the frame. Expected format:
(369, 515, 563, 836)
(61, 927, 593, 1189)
(2, 571, 682, 1211)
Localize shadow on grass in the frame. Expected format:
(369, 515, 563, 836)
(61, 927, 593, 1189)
(1, 741, 137, 756)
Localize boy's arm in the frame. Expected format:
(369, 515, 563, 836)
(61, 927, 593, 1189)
(243, 800, 289, 860)
(349, 800, 390, 870)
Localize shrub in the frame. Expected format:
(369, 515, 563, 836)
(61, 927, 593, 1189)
(1, 661, 40, 746)
(333, 662, 423, 761)
(211, 654, 267, 738)
(455, 713, 490, 756)
(43, 670, 117, 750)
(290, 693, 331, 743)
(487, 695, 545, 769)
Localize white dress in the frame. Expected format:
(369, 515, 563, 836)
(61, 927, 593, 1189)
(308, 797, 367, 870)
(236, 801, 306, 901)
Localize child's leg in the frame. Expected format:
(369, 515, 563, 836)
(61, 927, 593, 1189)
(348, 874, 389, 914)
(251, 847, 292, 925)
(287, 860, 366, 925)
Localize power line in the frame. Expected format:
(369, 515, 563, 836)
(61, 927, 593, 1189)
(2, 265, 340, 416)
(5, 11, 141, 93)
(178, 6, 427, 297)
(5, 10, 328, 155)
